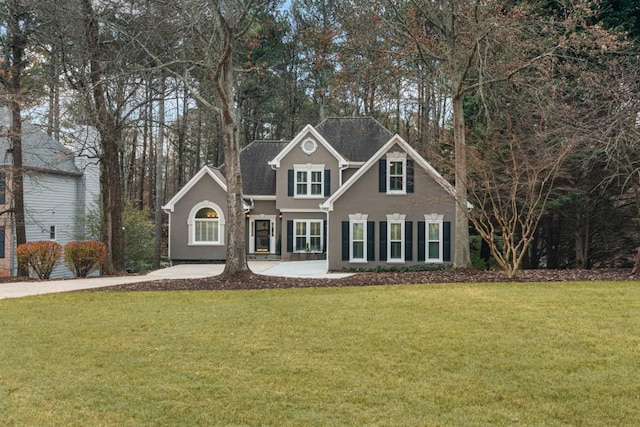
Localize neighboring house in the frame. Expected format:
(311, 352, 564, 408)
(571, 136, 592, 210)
(0, 108, 100, 278)
(163, 117, 458, 270)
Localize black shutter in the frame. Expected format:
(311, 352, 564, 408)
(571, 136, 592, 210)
(378, 159, 386, 192)
(443, 221, 451, 262)
(417, 221, 426, 262)
(407, 159, 414, 193)
(0, 172, 5, 204)
(287, 220, 293, 252)
(323, 220, 327, 252)
(405, 221, 413, 261)
(0, 227, 4, 259)
(287, 169, 294, 197)
(379, 221, 387, 261)
(341, 221, 349, 261)
(367, 221, 375, 261)
(324, 170, 331, 197)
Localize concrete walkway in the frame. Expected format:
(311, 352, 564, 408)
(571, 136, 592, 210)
(0, 261, 352, 300)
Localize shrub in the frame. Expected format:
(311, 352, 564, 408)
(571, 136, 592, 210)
(64, 241, 107, 277)
(16, 241, 62, 279)
(124, 207, 154, 272)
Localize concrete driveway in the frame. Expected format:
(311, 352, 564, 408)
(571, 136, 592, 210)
(0, 260, 352, 299)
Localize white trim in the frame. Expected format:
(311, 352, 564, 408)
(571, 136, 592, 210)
(293, 163, 325, 199)
(386, 157, 407, 195)
(162, 166, 227, 213)
(248, 214, 277, 254)
(387, 214, 405, 263)
(187, 201, 226, 246)
(268, 125, 348, 169)
(280, 208, 325, 213)
(245, 195, 276, 201)
(425, 213, 444, 263)
(321, 135, 458, 212)
(348, 213, 368, 263)
(300, 138, 318, 155)
(293, 219, 324, 253)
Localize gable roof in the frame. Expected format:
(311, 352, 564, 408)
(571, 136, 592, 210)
(0, 121, 81, 176)
(314, 117, 393, 162)
(321, 134, 456, 211)
(162, 165, 227, 213)
(268, 124, 349, 168)
(240, 140, 289, 195)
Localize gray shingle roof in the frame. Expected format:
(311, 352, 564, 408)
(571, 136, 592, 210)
(0, 122, 81, 175)
(240, 140, 289, 195)
(314, 117, 393, 162)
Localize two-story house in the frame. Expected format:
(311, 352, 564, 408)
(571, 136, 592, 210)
(162, 117, 458, 271)
(0, 108, 100, 278)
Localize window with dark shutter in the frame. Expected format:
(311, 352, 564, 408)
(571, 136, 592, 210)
(287, 170, 294, 197)
(407, 159, 414, 193)
(324, 170, 331, 197)
(0, 227, 4, 258)
(378, 159, 386, 192)
(405, 221, 413, 261)
(341, 221, 349, 261)
(0, 172, 5, 205)
(286, 220, 293, 252)
(443, 221, 451, 262)
(379, 221, 387, 261)
(367, 221, 375, 261)
(417, 222, 426, 261)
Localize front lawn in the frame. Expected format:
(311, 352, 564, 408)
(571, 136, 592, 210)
(1, 282, 639, 425)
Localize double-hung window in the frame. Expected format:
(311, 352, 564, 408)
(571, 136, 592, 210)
(426, 220, 443, 262)
(388, 160, 405, 193)
(294, 220, 323, 252)
(350, 220, 366, 261)
(294, 164, 324, 198)
(387, 218, 405, 262)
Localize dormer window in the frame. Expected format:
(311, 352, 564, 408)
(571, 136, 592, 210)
(388, 159, 406, 193)
(293, 164, 324, 198)
(378, 152, 414, 194)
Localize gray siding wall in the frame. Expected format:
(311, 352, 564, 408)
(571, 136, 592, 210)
(23, 172, 81, 279)
(275, 135, 339, 210)
(168, 174, 228, 262)
(327, 148, 456, 271)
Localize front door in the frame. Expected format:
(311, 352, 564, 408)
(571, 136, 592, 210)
(254, 220, 271, 253)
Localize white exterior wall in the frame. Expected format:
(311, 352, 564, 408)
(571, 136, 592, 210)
(23, 173, 81, 279)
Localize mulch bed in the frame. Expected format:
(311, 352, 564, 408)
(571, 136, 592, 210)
(96, 268, 638, 292)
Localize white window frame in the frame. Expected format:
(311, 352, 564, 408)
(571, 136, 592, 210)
(294, 164, 325, 198)
(349, 213, 368, 263)
(387, 214, 405, 263)
(425, 214, 444, 263)
(293, 219, 323, 252)
(386, 152, 407, 195)
(187, 201, 225, 246)
(49, 225, 56, 241)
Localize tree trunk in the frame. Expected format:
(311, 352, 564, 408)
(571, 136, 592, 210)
(213, 20, 248, 277)
(631, 247, 640, 276)
(153, 75, 165, 269)
(6, 0, 28, 276)
(452, 93, 472, 268)
(82, 0, 125, 274)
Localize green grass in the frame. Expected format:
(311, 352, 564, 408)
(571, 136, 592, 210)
(1, 282, 639, 426)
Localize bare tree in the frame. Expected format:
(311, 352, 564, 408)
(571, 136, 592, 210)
(0, 0, 35, 276)
(143, 0, 276, 276)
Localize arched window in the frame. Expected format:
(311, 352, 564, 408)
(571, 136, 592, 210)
(195, 207, 219, 242)
(188, 201, 225, 245)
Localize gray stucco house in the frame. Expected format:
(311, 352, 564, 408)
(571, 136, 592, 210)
(0, 108, 100, 278)
(163, 117, 457, 270)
